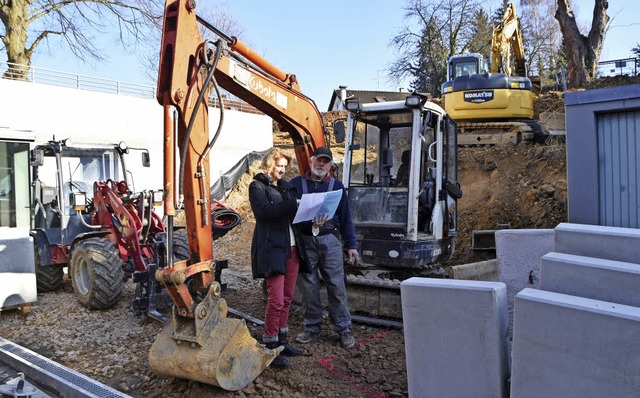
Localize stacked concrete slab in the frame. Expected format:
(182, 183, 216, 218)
(402, 223, 640, 397)
(494, 228, 554, 337)
(510, 288, 640, 398)
(401, 278, 510, 398)
(540, 252, 640, 307)
(509, 223, 640, 397)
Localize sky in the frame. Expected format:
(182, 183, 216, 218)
(23, 0, 640, 110)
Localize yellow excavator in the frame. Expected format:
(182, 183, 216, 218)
(441, 2, 546, 145)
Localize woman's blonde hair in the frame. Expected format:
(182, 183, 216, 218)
(262, 147, 293, 175)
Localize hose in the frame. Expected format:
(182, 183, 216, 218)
(211, 206, 242, 240)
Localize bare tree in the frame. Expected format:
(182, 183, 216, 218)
(555, 0, 609, 88)
(139, 1, 245, 82)
(388, 0, 481, 96)
(519, 0, 563, 78)
(0, 1, 163, 80)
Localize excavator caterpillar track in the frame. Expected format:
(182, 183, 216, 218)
(457, 121, 534, 146)
(345, 274, 403, 320)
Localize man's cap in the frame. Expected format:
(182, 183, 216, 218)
(312, 146, 333, 160)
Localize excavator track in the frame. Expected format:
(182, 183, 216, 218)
(457, 121, 533, 146)
(457, 120, 547, 146)
(307, 266, 445, 326)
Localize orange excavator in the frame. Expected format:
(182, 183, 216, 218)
(148, 0, 327, 391)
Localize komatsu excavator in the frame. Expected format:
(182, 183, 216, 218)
(149, 0, 460, 389)
(441, 2, 546, 145)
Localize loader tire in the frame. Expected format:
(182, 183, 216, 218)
(34, 244, 64, 292)
(172, 231, 190, 261)
(70, 238, 124, 310)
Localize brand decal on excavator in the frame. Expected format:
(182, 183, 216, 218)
(464, 90, 494, 103)
(247, 75, 288, 109)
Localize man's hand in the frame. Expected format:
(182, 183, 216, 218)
(346, 249, 361, 266)
(312, 213, 329, 228)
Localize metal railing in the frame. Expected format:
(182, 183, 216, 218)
(1, 61, 156, 98)
(0, 61, 263, 114)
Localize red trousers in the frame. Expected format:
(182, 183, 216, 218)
(264, 246, 300, 338)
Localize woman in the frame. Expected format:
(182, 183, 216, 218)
(249, 148, 308, 368)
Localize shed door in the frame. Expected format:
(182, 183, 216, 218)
(597, 110, 640, 228)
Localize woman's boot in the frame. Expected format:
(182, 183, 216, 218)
(265, 341, 290, 368)
(278, 332, 304, 356)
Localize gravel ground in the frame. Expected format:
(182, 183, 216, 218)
(0, 267, 408, 398)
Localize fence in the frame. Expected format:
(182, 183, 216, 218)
(0, 61, 262, 114)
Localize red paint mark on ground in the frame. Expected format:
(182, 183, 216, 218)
(316, 330, 397, 398)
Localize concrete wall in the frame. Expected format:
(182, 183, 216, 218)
(495, 228, 554, 337)
(0, 78, 273, 192)
(401, 278, 510, 398)
(554, 222, 640, 264)
(540, 252, 640, 307)
(511, 288, 640, 398)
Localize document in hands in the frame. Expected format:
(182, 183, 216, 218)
(292, 190, 342, 223)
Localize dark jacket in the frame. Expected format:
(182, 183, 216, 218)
(249, 173, 309, 278)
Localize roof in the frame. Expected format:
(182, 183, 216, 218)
(327, 89, 426, 111)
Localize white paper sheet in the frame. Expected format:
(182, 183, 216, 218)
(292, 190, 342, 224)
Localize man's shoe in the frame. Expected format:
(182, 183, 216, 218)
(295, 330, 319, 344)
(340, 332, 355, 349)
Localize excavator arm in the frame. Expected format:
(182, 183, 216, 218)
(490, 2, 527, 77)
(196, 17, 327, 172)
(149, 0, 282, 391)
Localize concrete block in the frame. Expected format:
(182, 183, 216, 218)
(0, 227, 36, 308)
(540, 252, 640, 307)
(554, 222, 640, 264)
(495, 228, 554, 337)
(511, 288, 640, 398)
(401, 278, 509, 398)
(444, 259, 498, 281)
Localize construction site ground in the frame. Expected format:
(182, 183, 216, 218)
(0, 86, 616, 397)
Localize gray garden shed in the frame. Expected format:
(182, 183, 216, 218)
(565, 84, 640, 228)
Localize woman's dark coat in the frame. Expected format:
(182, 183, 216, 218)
(249, 173, 309, 278)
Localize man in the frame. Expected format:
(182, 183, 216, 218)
(289, 146, 360, 349)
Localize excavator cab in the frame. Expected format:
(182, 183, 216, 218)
(340, 94, 461, 273)
(445, 53, 489, 81)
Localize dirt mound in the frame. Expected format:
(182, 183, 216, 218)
(448, 142, 567, 265)
(533, 91, 565, 119)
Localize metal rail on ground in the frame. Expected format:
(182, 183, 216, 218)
(0, 336, 131, 398)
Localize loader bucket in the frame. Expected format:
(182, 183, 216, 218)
(149, 294, 279, 391)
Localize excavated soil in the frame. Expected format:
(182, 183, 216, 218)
(0, 95, 569, 397)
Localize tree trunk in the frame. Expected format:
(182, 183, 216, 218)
(2, 1, 32, 80)
(554, 0, 609, 88)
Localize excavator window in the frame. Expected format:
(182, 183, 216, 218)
(455, 62, 479, 78)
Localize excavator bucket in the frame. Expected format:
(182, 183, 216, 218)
(149, 292, 279, 391)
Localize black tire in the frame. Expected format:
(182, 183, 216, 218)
(34, 243, 64, 292)
(69, 238, 124, 310)
(172, 231, 190, 261)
